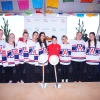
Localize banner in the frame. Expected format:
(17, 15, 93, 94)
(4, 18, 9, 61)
(24, 17, 67, 44)
(18, 0, 29, 10)
(63, 0, 74, 2)
(46, 0, 58, 8)
(32, 0, 43, 9)
(1, 1, 13, 11)
(80, 0, 93, 2)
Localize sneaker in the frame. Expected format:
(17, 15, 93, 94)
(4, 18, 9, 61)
(9, 80, 12, 83)
(20, 80, 24, 83)
(65, 79, 68, 82)
(62, 79, 64, 82)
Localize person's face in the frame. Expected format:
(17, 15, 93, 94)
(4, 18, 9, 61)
(23, 33, 29, 41)
(89, 34, 95, 41)
(0, 30, 3, 39)
(76, 33, 82, 40)
(62, 37, 68, 44)
(9, 34, 15, 42)
(40, 34, 45, 41)
(32, 33, 38, 41)
(52, 38, 57, 44)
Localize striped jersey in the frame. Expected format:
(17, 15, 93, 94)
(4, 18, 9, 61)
(36, 42, 48, 66)
(85, 41, 100, 65)
(70, 39, 86, 62)
(2, 43, 15, 67)
(27, 40, 38, 65)
(0, 40, 5, 65)
(17, 41, 29, 64)
(60, 44, 71, 65)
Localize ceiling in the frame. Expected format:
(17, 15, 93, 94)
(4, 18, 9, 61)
(0, 0, 100, 13)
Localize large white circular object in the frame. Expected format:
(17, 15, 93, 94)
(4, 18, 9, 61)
(49, 55, 59, 65)
(38, 54, 48, 64)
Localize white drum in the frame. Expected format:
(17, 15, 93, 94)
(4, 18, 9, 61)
(38, 54, 48, 64)
(49, 55, 59, 65)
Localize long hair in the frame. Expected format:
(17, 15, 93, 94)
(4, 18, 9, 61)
(8, 33, 15, 47)
(38, 32, 47, 48)
(88, 32, 97, 48)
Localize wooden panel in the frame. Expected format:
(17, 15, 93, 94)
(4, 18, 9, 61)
(0, 83, 100, 100)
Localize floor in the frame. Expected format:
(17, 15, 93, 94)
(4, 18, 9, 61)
(0, 82, 100, 100)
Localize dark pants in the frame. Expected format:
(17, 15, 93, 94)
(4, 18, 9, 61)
(0, 65, 3, 83)
(86, 63, 98, 82)
(15, 64, 24, 82)
(24, 63, 35, 83)
(4, 67, 14, 83)
(71, 61, 85, 82)
(48, 63, 61, 82)
(60, 64, 70, 82)
(34, 65, 48, 83)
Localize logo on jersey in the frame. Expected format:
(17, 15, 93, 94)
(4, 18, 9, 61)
(29, 47, 36, 55)
(39, 48, 48, 55)
(7, 49, 14, 58)
(61, 49, 71, 57)
(19, 48, 23, 55)
(14, 49, 18, 54)
(72, 44, 85, 52)
(86, 47, 99, 55)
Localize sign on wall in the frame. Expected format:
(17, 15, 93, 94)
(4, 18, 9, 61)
(24, 17, 67, 43)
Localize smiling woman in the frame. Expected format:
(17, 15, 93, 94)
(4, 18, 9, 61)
(0, 16, 24, 42)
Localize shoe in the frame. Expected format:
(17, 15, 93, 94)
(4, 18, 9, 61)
(20, 80, 24, 83)
(9, 80, 12, 83)
(62, 79, 64, 82)
(65, 79, 68, 82)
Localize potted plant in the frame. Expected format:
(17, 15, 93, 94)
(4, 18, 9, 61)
(75, 19, 86, 40)
(1, 17, 11, 42)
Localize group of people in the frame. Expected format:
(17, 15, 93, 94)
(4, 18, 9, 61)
(0, 29, 100, 83)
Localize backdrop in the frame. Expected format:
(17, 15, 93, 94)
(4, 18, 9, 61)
(24, 16, 67, 43)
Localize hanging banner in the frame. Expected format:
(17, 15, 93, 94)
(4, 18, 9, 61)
(46, 10, 53, 14)
(18, 0, 29, 10)
(87, 13, 97, 17)
(25, 11, 32, 15)
(46, 0, 58, 8)
(80, 0, 93, 2)
(1, 1, 13, 11)
(5, 14, 13, 16)
(63, 0, 74, 2)
(76, 14, 84, 17)
(32, 0, 43, 9)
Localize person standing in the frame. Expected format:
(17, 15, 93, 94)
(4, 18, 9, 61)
(60, 35, 71, 82)
(0, 29, 5, 83)
(15, 31, 29, 83)
(2, 33, 15, 83)
(85, 32, 100, 82)
(70, 32, 86, 82)
(25, 31, 38, 83)
(35, 32, 48, 82)
(48, 35, 61, 82)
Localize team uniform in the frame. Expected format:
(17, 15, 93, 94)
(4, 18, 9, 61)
(85, 41, 100, 82)
(70, 39, 86, 82)
(60, 43, 71, 82)
(35, 42, 48, 82)
(25, 40, 38, 83)
(2, 43, 15, 83)
(0, 40, 5, 83)
(48, 43, 61, 82)
(15, 41, 29, 83)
